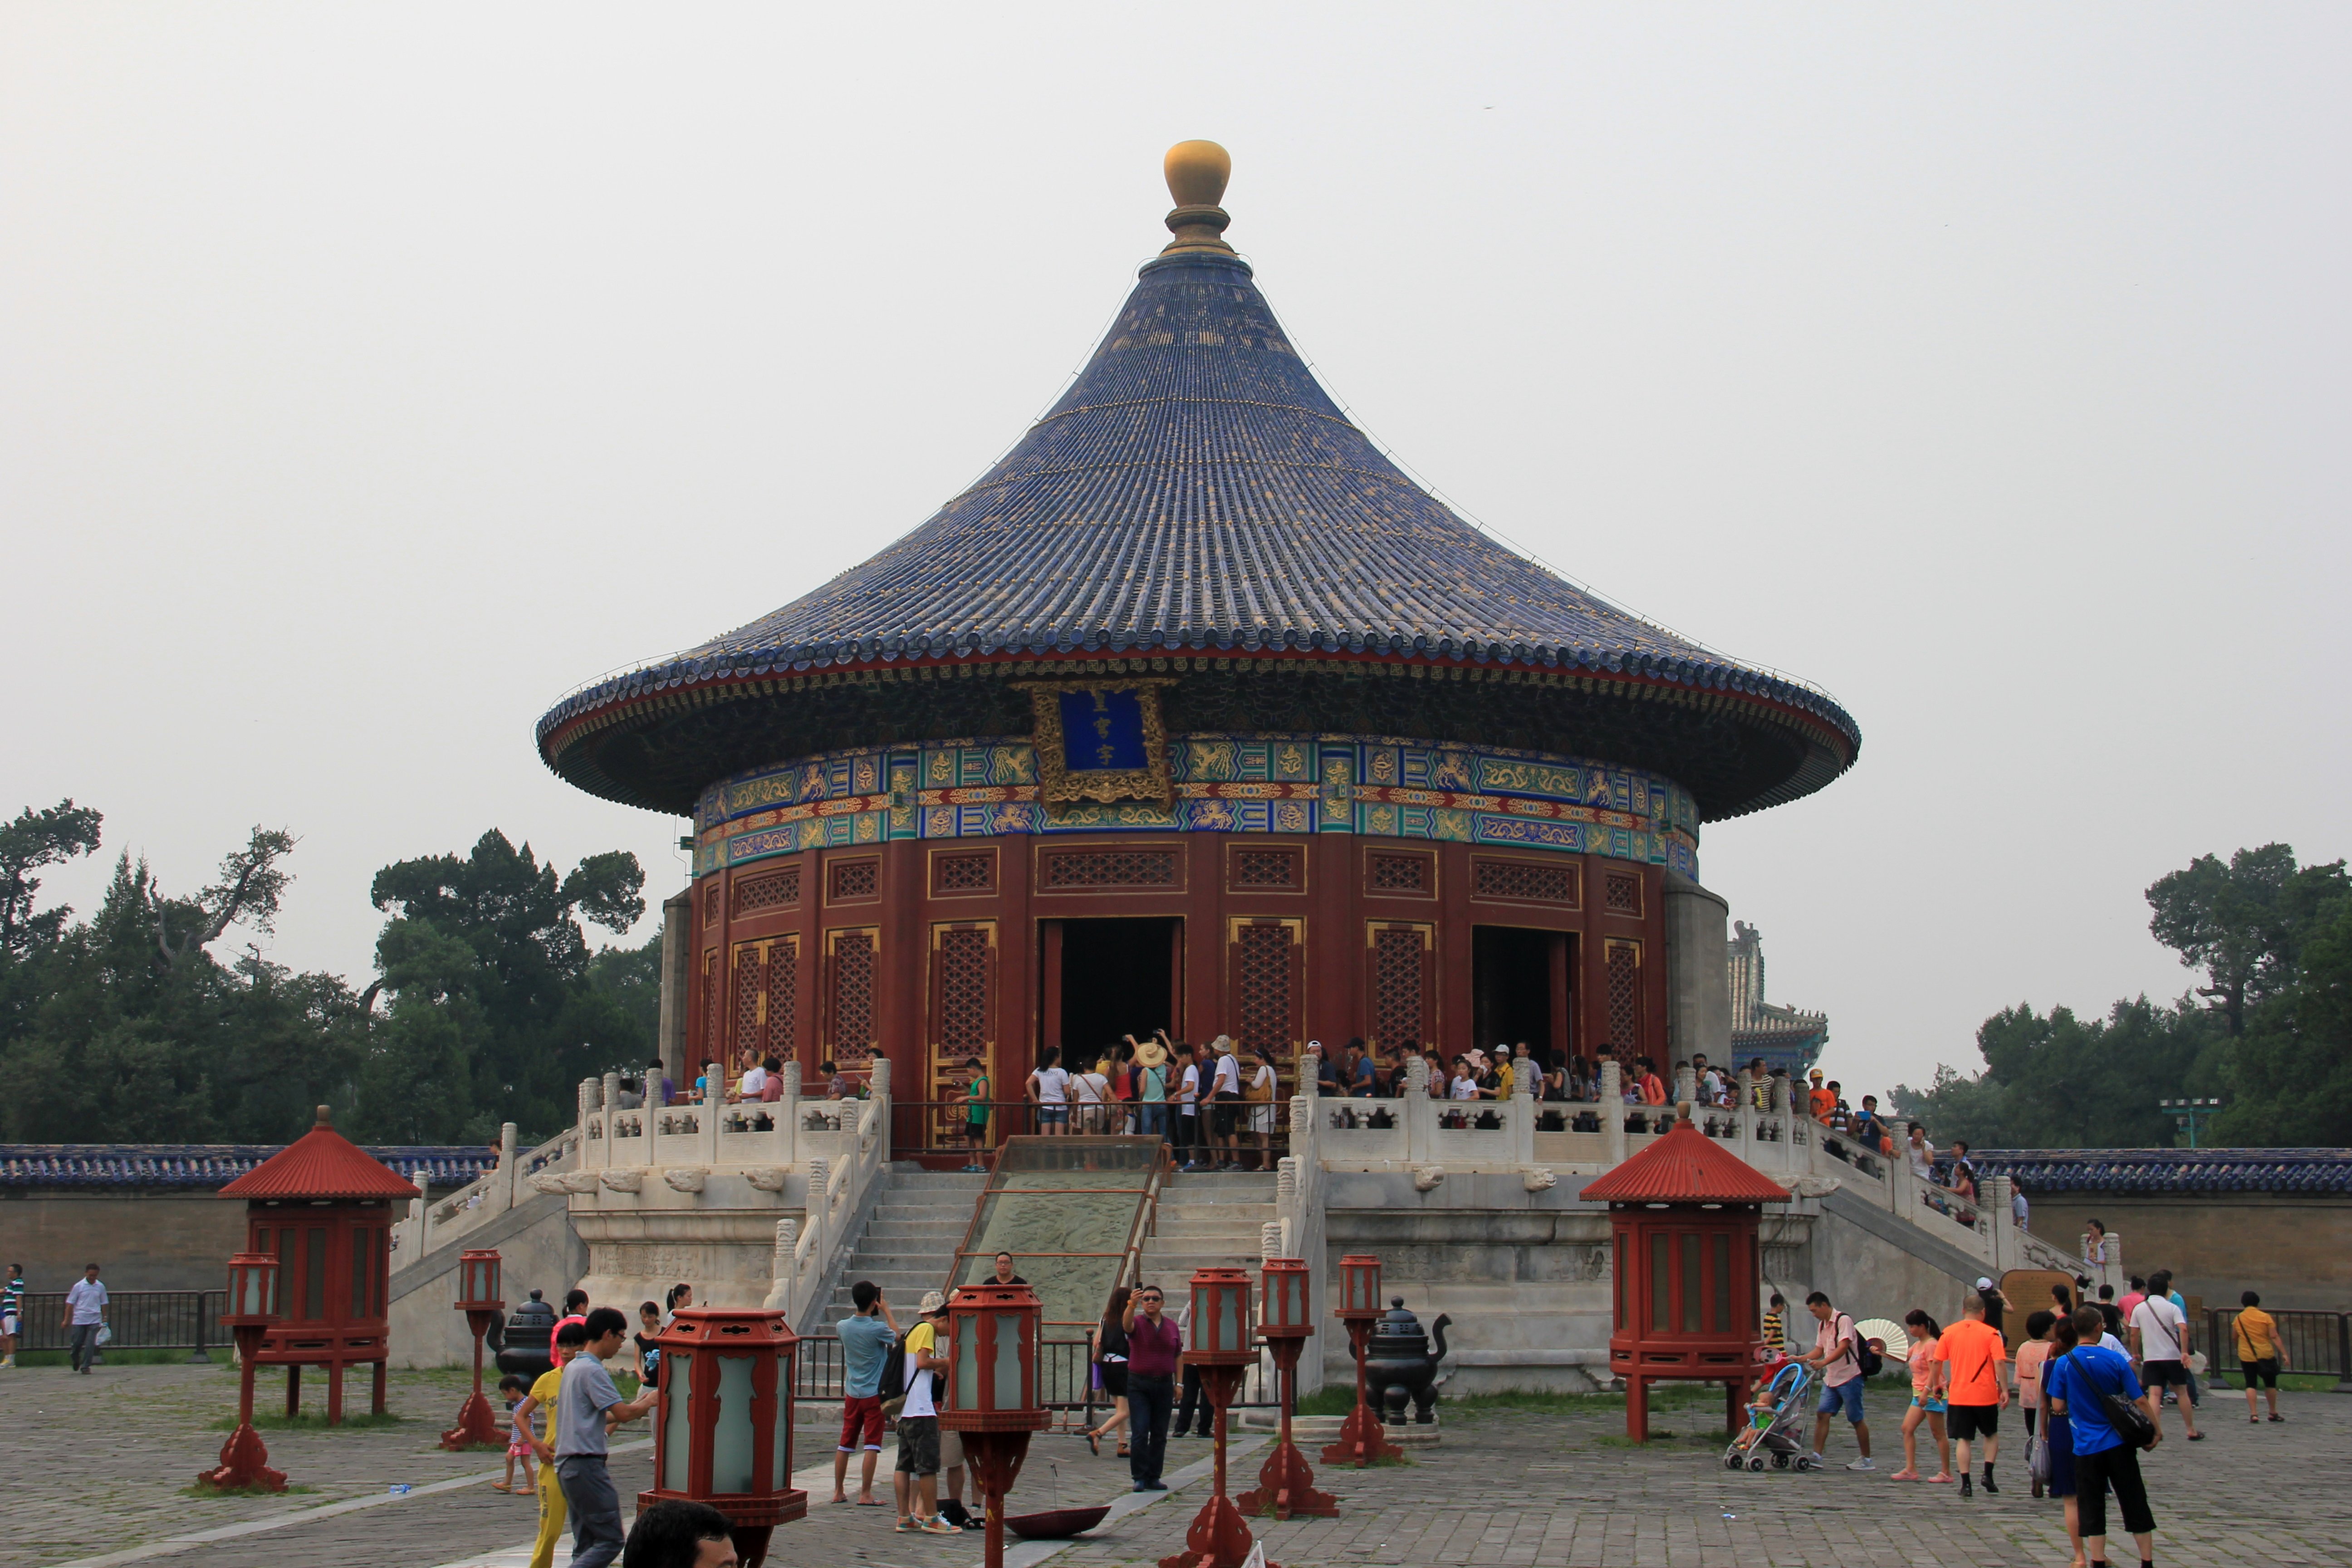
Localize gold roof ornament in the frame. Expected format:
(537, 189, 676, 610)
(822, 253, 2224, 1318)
(1161, 139, 1235, 255)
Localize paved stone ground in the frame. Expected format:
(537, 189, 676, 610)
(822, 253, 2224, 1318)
(9, 1367, 2343, 1567)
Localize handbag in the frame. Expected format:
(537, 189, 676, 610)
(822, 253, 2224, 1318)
(2027, 1431, 2050, 1485)
(2066, 1350, 2156, 1450)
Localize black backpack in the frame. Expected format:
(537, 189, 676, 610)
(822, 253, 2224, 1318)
(1838, 1314, 1883, 1378)
(877, 1341, 907, 1401)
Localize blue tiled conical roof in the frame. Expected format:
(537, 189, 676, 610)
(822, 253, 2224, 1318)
(537, 152, 1859, 819)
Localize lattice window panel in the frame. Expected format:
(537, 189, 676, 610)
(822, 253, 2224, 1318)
(702, 948, 720, 1060)
(703, 884, 722, 926)
(933, 853, 995, 894)
(767, 939, 798, 1064)
(1231, 848, 1298, 889)
(1604, 938, 1642, 1052)
(1371, 927, 1426, 1050)
(1603, 871, 1642, 914)
(1234, 923, 1294, 1053)
(829, 860, 880, 901)
(734, 866, 801, 916)
(936, 927, 992, 1058)
(830, 932, 877, 1066)
(1040, 848, 1179, 889)
(733, 944, 766, 1067)
(1367, 853, 1430, 894)
(1473, 858, 1578, 905)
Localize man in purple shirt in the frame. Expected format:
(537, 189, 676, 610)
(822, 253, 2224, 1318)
(1121, 1284, 1183, 1492)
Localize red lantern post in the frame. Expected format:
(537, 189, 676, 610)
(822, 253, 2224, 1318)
(198, 1252, 286, 1492)
(1237, 1257, 1334, 1520)
(439, 1249, 505, 1450)
(1159, 1268, 1272, 1568)
(638, 1306, 807, 1568)
(1320, 1254, 1401, 1468)
(939, 1283, 1049, 1568)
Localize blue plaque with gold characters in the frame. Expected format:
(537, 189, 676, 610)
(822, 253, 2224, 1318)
(1018, 678, 1176, 810)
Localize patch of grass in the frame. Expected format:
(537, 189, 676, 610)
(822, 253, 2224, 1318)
(12, 1348, 226, 1368)
(2179, 1372, 2339, 1396)
(206, 1410, 407, 1433)
(181, 1482, 321, 1498)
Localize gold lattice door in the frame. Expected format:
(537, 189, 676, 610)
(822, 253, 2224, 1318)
(928, 922, 997, 1148)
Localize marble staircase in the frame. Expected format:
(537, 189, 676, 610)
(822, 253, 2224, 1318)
(1134, 1170, 1277, 1294)
(818, 1166, 984, 1326)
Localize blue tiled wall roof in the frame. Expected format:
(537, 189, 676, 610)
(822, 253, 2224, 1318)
(0, 1145, 495, 1191)
(1972, 1148, 2352, 1195)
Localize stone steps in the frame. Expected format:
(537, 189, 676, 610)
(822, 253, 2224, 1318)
(820, 1169, 985, 1323)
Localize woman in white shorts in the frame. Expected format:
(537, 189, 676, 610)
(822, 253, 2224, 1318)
(1246, 1045, 1279, 1168)
(1072, 1058, 1108, 1133)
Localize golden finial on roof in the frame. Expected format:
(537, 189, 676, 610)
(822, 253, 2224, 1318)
(1161, 139, 1234, 255)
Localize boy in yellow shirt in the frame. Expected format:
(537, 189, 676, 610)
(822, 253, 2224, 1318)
(514, 1323, 585, 1568)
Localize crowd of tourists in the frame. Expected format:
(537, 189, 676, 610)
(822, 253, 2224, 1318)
(1784, 1258, 2303, 1568)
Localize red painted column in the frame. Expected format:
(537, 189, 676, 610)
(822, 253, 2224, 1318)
(1436, 841, 1473, 1057)
(998, 838, 1035, 1091)
(1186, 835, 1225, 1041)
(1578, 857, 1609, 1060)
(878, 840, 924, 1098)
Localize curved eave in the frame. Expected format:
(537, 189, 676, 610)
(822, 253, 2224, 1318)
(535, 647, 1858, 821)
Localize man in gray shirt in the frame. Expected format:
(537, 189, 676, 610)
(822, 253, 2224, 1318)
(555, 1306, 658, 1568)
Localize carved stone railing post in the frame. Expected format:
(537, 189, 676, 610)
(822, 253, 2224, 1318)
(1600, 1061, 1627, 1166)
(763, 1216, 800, 1314)
(577, 1077, 600, 1142)
(1981, 1175, 2016, 1272)
(498, 1122, 519, 1211)
(600, 1073, 621, 1169)
(701, 1060, 723, 1166)
(1510, 1085, 1536, 1166)
(774, 1060, 801, 1165)
(1674, 1064, 1699, 1108)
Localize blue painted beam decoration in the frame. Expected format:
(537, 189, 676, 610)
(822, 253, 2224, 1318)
(694, 731, 1702, 881)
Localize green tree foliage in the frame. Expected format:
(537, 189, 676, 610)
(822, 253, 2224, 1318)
(0, 808, 660, 1148)
(357, 831, 649, 1145)
(1894, 843, 2351, 1148)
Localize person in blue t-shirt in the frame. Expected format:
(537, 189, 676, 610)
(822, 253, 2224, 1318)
(2045, 1305, 2159, 1566)
(831, 1280, 901, 1507)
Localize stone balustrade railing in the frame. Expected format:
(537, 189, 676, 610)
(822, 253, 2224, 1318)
(389, 1121, 583, 1269)
(1304, 1067, 2066, 1279)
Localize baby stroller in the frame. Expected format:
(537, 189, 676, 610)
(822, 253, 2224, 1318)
(1724, 1357, 1816, 1472)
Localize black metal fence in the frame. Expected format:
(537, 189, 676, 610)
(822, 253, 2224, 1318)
(894, 1100, 1289, 1168)
(12, 1290, 226, 1358)
(2206, 1308, 2352, 1385)
(795, 1333, 1110, 1430)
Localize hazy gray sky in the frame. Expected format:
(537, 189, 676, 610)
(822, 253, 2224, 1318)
(5, 5, 2345, 1100)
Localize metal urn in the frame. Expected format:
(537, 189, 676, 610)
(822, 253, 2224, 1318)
(1362, 1298, 1451, 1426)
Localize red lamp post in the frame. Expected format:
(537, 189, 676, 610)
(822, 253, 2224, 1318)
(1237, 1257, 1334, 1520)
(638, 1306, 807, 1568)
(1320, 1254, 1401, 1468)
(1159, 1267, 1272, 1568)
(439, 1249, 506, 1450)
(939, 1283, 1049, 1568)
(198, 1252, 287, 1492)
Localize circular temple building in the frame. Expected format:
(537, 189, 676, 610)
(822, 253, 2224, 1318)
(536, 142, 1859, 1126)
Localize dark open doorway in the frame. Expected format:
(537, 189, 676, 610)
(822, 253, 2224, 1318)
(1471, 926, 1568, 1058)
(1049, 917, 1181, 1067)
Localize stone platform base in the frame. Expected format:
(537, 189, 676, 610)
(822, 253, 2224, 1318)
(1240, 1410, 1442, 1447)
